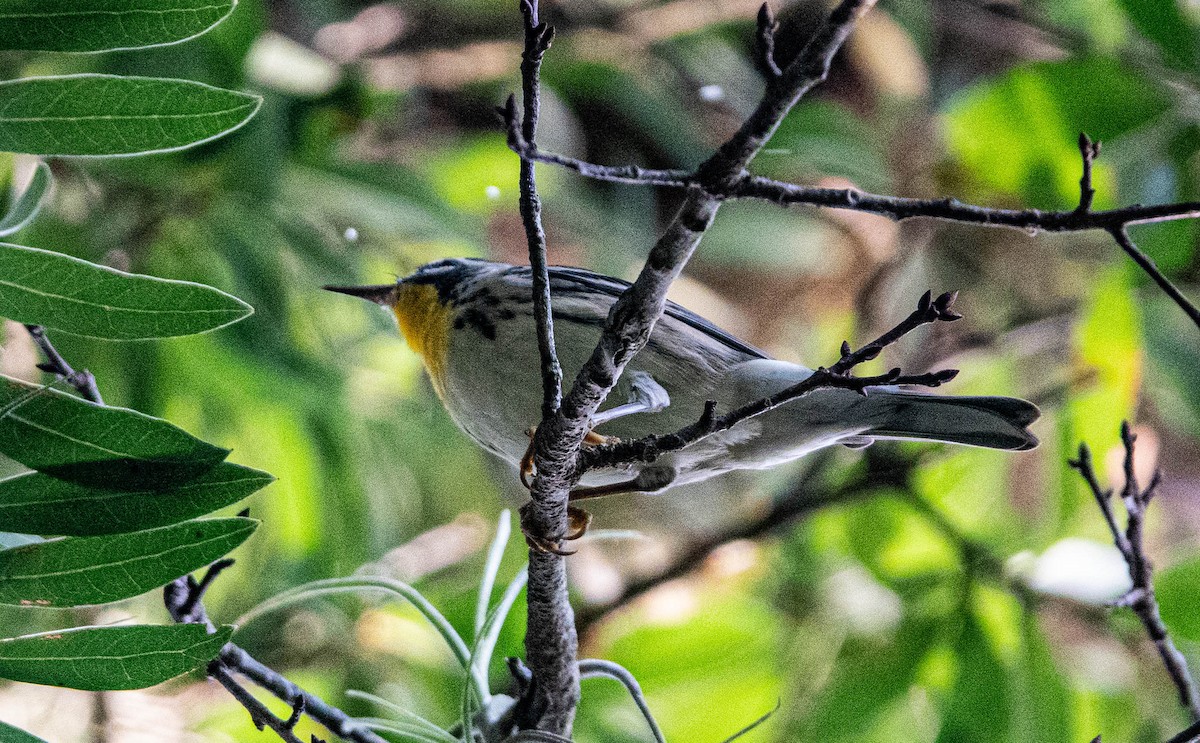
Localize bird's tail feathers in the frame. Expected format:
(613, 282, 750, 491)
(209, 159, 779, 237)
(865, 392, 1039, 451)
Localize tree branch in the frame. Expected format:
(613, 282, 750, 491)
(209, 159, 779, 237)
(580, 289, 960, 471)
(506, 1, 878, 728)
(1069, 424, 1200, 721)
(164, 563, 390, 743)
(508, 0, 582, 735)
(505, 119, 1200, 333)
(24, 325, 103, 404)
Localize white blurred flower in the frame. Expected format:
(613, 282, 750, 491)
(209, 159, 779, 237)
(1009, 538, 1133, 605)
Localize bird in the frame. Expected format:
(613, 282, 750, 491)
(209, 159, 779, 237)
(326, 257, 1039, 549)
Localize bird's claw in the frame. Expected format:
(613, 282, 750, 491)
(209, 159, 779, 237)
(519, 504, 593, 555)
(519, 426, 615, 490)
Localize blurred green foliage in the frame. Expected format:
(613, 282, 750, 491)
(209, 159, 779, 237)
(0, 0, 1199, 741)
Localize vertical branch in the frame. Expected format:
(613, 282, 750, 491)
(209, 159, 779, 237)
(517, 0, 562, 419)
(511, 0, 579, 734)
(1070, 424, 1200, 720)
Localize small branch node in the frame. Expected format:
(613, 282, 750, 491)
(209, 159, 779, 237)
(1076, 132, 1101, 214)
(754, 4, 782, 80)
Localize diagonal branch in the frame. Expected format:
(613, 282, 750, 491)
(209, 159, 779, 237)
(1069, 424, 1200, 721)
(581, 289, 960, 471)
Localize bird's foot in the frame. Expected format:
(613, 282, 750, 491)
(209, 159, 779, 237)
(519, 426, 615, 489)
(519, 503, 593, 555)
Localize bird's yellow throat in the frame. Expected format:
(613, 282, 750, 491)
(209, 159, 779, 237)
(391, 283, 452, 393)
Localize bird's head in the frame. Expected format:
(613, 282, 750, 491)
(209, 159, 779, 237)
(323, 258, 494, 389)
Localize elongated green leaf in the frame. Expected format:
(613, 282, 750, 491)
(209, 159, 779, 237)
(0, 0, 236, 53)
(0, 162, 50, 238)
(0, 624, 230, 690)
(0, 721, 48, 742)
(0, 462, 271, 536)
(0, 374, 228, 488)
(0, 517, 256, 607)
(0, 244, 253, 339)
(0, 75, 261, 157)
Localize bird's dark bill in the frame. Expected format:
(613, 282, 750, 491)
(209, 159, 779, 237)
(322, 284, 398, 305)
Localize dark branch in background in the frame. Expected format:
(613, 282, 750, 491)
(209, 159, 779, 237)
(582, 290, 960, 472)
(23, 326, 376, 743)
(576, 450, 888, 631)
(1070, 424, 1200, 721)
(507, 0, 583, 735)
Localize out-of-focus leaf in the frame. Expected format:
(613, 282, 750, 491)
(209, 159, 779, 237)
(1143, 296, 1200, 433)
(0, 243, 253, 339)
(0, 374, 228, 488)
(0, 517, 256, 607)
(0, 624, 231, 690)
(943, 59, 1169, 207)
(0, 162, 50, 237)
(1011, 616, 1073, 743)
(760, 102, 892, 193)
(1068, 266, 1142, 460)
(0, 0, 235, 53)
(0, 75, 261, 157)
(544, 61, 707, 166)
(1155, 556, 1200, 641)
(935, 618, 1012, 743)
(0, 721, 47, 742)
(790, 616, 939, 741)
(0, 462, 272, 537)
(1118, 0, 1198, 70)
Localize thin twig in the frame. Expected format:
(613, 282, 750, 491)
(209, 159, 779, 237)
(1076, 132, 1101, 214)
(505, 120, 1200, 332)
(24, 325, 103, 404)
(1109, 226, 1200, 329)
(507, 0, 581, 735)
(1069, 424, 1200, 721)
(753, 4, 782, 80)
(211, 665, 306, 743)
(581, 289, 959, 471)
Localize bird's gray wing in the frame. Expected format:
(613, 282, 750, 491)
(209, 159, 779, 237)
(541, 265, 770, 361)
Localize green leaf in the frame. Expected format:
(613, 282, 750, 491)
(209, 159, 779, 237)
(791, 617, 939, 741)
(0, 0, 236, 53)
(944, 59, 1170, 208)
(0, 162, 50, 237)
(0, 75, 261, 157)
(1155, 556, 1200, 641)
(1118, 0, 1198, 71)
(935, 618, 1012, 743)
(0, 243, 253, 339)
(0, 721, 48, 742)
(0, 462, 271, 536)
(0, 517, 256, 607)
(0, 374, 229, 489)
(0, 624, 230, 690)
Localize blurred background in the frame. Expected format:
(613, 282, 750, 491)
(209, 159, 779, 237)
(0, 0, 1199, 740)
